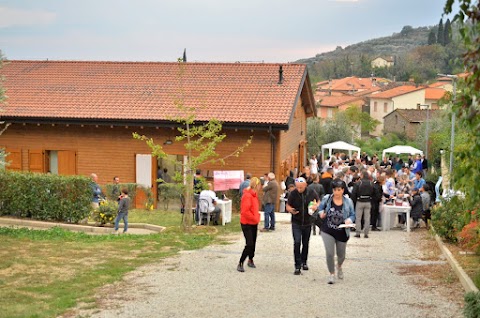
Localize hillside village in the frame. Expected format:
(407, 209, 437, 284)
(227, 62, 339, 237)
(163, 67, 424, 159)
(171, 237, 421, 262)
(314, 73, 465, 139)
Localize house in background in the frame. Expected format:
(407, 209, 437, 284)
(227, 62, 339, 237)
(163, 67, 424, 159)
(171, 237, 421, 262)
(0, 60, 316, 199)
(316, 76, 387, 97)
(425, 87, 446, 109)
(315, 95, 366, 119)
(368, 85, 426, 136)
(371, 56, 395, 68)
(384, 109, 439, 140)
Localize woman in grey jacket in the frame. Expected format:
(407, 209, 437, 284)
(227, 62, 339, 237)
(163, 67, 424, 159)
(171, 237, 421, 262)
(319, 179, 356, 284)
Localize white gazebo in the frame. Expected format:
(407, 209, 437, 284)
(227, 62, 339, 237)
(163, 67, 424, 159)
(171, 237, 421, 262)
(382, 145, 423, 159)
(321, 141, 361, 159)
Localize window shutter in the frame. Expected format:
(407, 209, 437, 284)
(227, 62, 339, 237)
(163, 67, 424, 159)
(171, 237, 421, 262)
(58, 151, 77, 175)
(29, 149, 45, 173)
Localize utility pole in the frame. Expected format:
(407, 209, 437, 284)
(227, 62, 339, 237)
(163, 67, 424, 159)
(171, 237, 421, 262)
(438, 73, 457, 190)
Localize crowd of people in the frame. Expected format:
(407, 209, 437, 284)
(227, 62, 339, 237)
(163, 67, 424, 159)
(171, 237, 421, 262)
(237, 151, 436, 284)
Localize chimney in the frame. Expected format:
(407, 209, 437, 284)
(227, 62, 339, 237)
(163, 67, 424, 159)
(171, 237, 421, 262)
(278, 65, 284, 84)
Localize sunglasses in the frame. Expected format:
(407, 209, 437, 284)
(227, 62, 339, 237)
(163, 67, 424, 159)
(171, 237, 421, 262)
(295, 178, 306, 183)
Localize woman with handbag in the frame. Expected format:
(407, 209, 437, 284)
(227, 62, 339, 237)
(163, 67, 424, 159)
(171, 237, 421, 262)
(237, 177, 261, 272)
(319, 179, 356, 284)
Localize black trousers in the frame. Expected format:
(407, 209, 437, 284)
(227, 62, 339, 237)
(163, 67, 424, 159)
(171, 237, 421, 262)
(292, 223, 311, 269)
(240, 224, 258, 264)
(371, 201, 380, 228)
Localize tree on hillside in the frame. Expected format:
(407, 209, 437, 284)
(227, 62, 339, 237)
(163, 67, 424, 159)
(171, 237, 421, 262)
(0, 50, 9, 168)
(428, 30, 437, 45)
(444, 0, 480, 208)
(134, 61, 252, 230)
(444, 18, 452, 45)
(400, 25, 414, 36)
(437, 19, 445, 45)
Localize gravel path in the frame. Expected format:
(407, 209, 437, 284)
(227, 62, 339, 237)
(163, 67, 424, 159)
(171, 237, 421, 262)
(78, 214, 463, 318)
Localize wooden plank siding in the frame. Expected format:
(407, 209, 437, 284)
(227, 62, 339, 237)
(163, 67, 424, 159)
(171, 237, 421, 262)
(0, 123, 274, 186)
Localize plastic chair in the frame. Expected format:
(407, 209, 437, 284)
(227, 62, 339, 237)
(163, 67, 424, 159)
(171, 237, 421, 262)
(197, 198, 213, 225)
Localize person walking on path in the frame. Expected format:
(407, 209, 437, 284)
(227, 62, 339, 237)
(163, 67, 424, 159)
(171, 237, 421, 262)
(237, 177, 261, 272)
(261, 172, 279, 232)
(352, 171, 374, 238)
(286, 177, 319, 275)
(319, 179, 356, 284)
(114, 188, 130, 234)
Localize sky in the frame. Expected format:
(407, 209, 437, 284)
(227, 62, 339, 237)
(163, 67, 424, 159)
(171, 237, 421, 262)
(0, 0, 455, 63)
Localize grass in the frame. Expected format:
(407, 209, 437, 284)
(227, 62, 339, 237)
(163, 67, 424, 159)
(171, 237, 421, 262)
(444, 242, 480, 289)
(0, 209, 241, 318)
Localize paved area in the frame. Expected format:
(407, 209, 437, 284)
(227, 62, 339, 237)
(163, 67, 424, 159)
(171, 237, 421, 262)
(68, 212, 463, 318)
(0, 217, 162, 235)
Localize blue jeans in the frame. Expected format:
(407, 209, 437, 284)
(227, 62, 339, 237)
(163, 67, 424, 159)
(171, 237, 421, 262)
(264, 203, 275, 229)
(114, 212, 128, 232)
(292, 223, 311, 269)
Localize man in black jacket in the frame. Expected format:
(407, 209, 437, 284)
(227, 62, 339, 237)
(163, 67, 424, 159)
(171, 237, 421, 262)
(287, 177, 319, 275)
(351, 171, 374, 238)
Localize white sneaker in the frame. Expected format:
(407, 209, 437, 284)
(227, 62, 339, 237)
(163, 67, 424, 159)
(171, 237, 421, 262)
(337, 267, 344, 280)
(328, 274, 335, 284)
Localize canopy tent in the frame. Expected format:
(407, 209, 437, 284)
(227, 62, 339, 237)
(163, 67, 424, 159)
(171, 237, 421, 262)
(321, 141, 361, 159)
(382, 145, 423, 159)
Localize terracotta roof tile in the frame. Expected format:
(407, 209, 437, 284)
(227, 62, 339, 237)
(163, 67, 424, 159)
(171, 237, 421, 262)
(425, 87, 446, 100)
(317, 76, 389, 92)
(390, 109, 440, 122)
(316, 95, 364, 107)
(371, 85, 424, 99)
(1, 60, 311, 126)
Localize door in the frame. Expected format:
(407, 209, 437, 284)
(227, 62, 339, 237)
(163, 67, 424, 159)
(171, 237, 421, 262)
(57, 151, 77, 175)
(29, 149, 45, 173)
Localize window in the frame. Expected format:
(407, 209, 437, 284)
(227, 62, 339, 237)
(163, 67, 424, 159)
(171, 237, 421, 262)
(327, 108, 333, 118)
(373, 101, 377, 112)
(395, 115, 398, 124)
(383, 102, 388, 113)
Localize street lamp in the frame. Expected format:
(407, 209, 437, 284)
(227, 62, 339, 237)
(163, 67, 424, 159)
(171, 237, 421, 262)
(437, 73, 457, 190)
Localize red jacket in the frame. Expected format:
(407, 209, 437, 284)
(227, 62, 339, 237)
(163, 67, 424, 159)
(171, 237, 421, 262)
(240, 188, 260, 225)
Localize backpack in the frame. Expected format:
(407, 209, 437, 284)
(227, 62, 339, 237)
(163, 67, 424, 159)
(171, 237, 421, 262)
(357, 180, 374, 201)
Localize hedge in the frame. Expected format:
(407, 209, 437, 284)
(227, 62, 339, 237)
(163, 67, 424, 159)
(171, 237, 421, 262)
(0, 171, 91, 223)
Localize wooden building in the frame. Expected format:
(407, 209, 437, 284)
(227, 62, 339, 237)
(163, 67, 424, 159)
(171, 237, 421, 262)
(0, 60, 316, 197)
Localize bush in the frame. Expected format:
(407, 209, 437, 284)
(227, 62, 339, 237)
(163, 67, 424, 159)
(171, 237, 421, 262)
(464, 291, 480, 318)
(104, 183, 137, 202)
(92, 199, 118, 225)
(0, 171, 91, 223)
(431, 196, 470, 242)
(458, 219, 480, 254)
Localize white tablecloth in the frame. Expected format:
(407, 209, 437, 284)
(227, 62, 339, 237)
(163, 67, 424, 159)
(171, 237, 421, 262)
(382, 205, 411, 232)
(216, 199, 232, 226)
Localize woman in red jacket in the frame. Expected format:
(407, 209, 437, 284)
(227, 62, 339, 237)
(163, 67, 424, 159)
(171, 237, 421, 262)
(237, 177, 261, 272)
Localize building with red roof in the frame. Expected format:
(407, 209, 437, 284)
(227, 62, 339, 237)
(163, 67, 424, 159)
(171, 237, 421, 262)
(0, 60, 316, 200)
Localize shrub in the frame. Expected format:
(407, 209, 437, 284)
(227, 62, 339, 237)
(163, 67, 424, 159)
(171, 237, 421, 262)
(92, 199, 118, 225)
(431, 196, 470, 242)
(104, 183, 137, 202)
(464, 291, 480, 318)
(458, 220, 480, 254)
(0, 171, 91, 223)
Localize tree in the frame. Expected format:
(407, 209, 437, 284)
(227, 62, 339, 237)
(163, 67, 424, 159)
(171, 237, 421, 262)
(437, 18, 445, 45)
(444, 18, 452, 45)
(306, 106, 379, 156)
(444, 0, 480, 207)
(0, 50, 9, 168)
(400, 25, 414, 36)
(134, 61, 251, 231)
(428, 30, 437, 45)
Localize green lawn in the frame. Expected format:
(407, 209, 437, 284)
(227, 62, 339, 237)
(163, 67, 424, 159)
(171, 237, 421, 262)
(0, 209, 241, 318)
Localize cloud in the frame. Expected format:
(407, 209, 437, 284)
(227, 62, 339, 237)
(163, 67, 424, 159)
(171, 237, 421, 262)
(0, 6, 56, 28)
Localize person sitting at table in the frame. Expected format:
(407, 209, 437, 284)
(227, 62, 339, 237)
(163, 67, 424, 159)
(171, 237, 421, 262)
(198, 183, 221, 225)
(408, 187, 423, 229)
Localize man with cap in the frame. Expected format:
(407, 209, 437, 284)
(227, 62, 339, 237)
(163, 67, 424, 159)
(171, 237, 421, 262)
(286, 177, 319, 275)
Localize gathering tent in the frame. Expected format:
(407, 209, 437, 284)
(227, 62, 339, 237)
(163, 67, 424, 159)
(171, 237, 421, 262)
(382, 145, 423, 159)
(321, 141, 361, 158)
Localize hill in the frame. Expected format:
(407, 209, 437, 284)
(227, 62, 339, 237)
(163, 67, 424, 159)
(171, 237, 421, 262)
(298, 25, 433, 67)
(297, 23, 463, 84)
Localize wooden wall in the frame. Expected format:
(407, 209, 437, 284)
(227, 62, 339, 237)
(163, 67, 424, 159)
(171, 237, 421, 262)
(0, 123, 273, 185)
